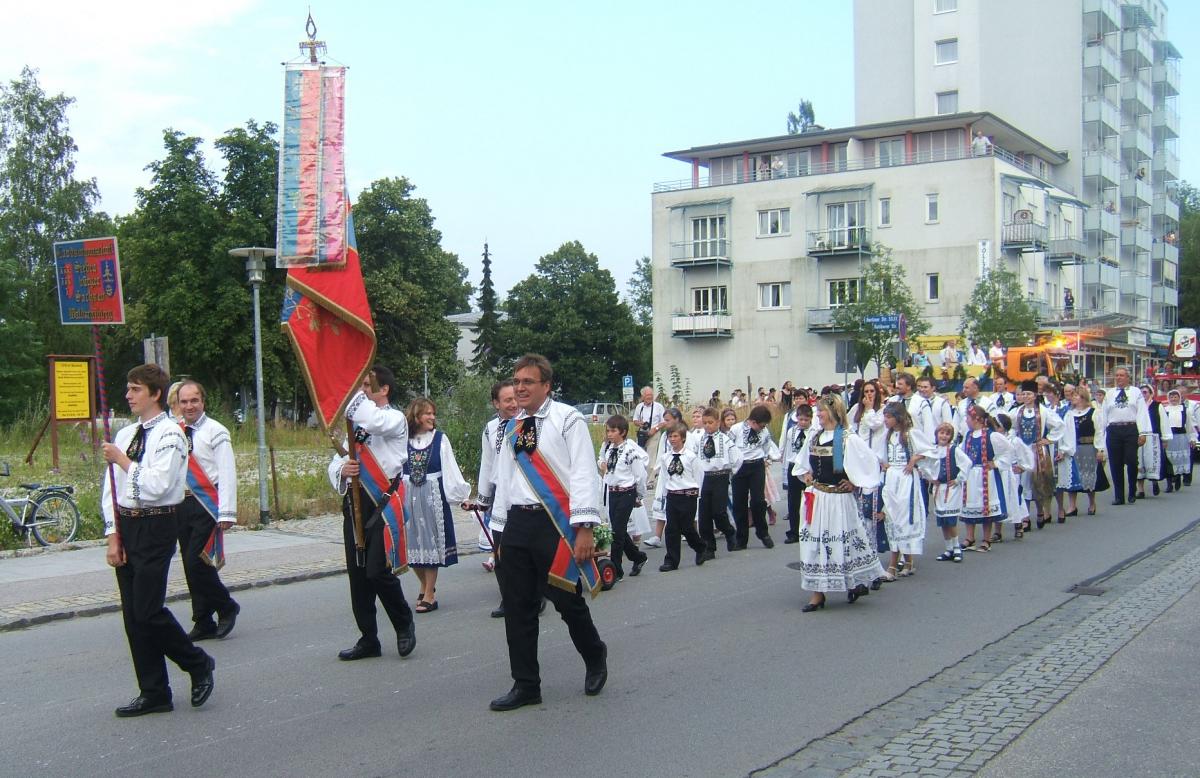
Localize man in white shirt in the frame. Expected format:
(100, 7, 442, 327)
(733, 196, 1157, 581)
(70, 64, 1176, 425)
(175, 380, 240, 642)
(986, 375, 1016, 416)
(465, 379, 519, 618)
(102, 364, 215, 718)
(728, 405, 781, 549)
(633, 386, 665, 476)
(598, 415, 650, 580)
(908, 376, 953, 442)
(989, 340, 1006, 371)
(1096, 367, 1151, 505)
(954, 377, 983, 441)
(968, 341, 989, 366)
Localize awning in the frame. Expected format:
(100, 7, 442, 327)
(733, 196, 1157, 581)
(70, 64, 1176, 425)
(1121, 4, 1154, 29)
(1153, 40, 1181, 60)
(804, 183, 873, 197)
(1002, 173, 1048, 190)
(1047, 193, 1089, 209)
(668, 198, 732, 210)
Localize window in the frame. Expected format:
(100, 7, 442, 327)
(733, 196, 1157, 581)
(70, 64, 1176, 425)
(935, 39, 959, 64)
(828, 278, 861, 308)
(691, 216, 727, 259)
(876, 137, 905, 167)
(757, 208, 791, 236)
(927, 273, 940, 301)
(787, 149, 810, 176)
(692, 285, 728, 314)
(826, 200, 867, 245)
(914, 128, 966, 161)
(759, 282, 792, 309)
(925, 194, 939, 223)
(879, 197, 892, 227)
(1027, 277, 1036, 300)
(710, 156, 738, 186)
(831, 142, 849, 172)
(936, 90, 959, 115)
(935, 0, 957, 11)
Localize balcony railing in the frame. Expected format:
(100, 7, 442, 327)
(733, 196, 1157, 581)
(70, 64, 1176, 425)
(806, 307, 841, 331)
(1121, 29, 1152, 69)
(1082, 150, 1120, 186)
(806, 227, 871, 257)
(1152, 285, 1178, 307)
(1153, 60, 1180, 96)
(1120, 273, 1151, 300)
(1152, 105, 1180, 138)
(1047, 237, 1087, 263)
(1121, 77, 1153, 115)
(1120, 126, 1153, 159)
(1153, 148, 1179, 179)
(1083, 259, 1120, 290)
(1152, 241, 1179, 263)
(669, 240, 731, 269)
(1083, 95, 1120, 135)
(1083, 40, 1121, 81)
(1121, 225, 1152, 252)
(653, 143, 1070, 195)
(671, 313, 733, 338)
(1002, 221, 1048, 251)
(1120, 175, 1151, 205)
(1152, 194, 1179, 224)
(1084, 208, 1120, 237)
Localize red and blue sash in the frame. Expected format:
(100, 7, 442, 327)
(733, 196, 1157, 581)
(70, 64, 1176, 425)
(182, 423, 220, 520)
(357, 444, 390, 507)
(378, 479, 410, 575)
(508, 423, 601, 597)
(200, 526, 225, 570)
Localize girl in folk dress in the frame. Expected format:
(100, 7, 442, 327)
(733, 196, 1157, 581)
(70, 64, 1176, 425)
(403, 398, 471, 614)
(793, 395, 886, 611)
(1045, 383, 1077, 523)
(1060, 385, 1109, 516)
(993, 413, 1031, 541)
(957, 405, 1012, 553)
(1162, 390, 1195, 492)
(1014, 380, 1068, 530)
(849, 380, 888, 580)
(879, 403, 931, 579)
(919, 422, 965, 563)
(1137, 385, 1172, 497)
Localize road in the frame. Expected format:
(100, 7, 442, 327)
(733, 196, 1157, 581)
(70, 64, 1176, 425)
(2, 494, 1198, 778)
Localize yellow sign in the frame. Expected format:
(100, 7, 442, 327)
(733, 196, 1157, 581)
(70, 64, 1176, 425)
(53, 361, 92, 420)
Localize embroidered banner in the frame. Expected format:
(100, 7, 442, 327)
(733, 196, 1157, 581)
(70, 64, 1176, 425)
(200, 526, 225, 570)
(53, 237, 125, 325)
(379, 483, 409, 575)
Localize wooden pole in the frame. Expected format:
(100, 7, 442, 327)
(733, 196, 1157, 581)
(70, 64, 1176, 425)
(346, 418, 366, 567)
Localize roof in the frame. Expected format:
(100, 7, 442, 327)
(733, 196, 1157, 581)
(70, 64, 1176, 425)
(446, 311, 507, 326)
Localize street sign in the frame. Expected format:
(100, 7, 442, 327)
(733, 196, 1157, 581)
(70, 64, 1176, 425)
(622, 374, 634, 388)
(622, 386, 634, 403)
(865, 314, 900, 331)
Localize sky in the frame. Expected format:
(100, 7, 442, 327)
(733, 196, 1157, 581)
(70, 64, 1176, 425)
(2, 0, 1196, 303)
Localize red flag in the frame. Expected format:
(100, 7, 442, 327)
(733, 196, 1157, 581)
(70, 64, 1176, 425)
(280, 195, 376, 432)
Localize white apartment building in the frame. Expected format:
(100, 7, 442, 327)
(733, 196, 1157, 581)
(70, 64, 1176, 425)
(854, 0, 1182, 361)
(651, 112, 1085, 395)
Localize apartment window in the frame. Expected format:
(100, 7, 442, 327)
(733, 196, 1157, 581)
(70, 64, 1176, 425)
(692, 285, 728, 314)
(691, 216, 727, 259)
(927, 273, 940, 302)
(1027, 277, 1036, 300)
(759, 282, 792, 310)
(787, 149, 810, 176)
(935, 0, 957, 11)
(914, 128, 966, 161)
(826, 200, 867, 246)
(831, 142, 849, 172)
(879, 197, 892, 227)
(936, 90, 959, 115)
(710, 156, 738, 186)
(757, 208, 791, 236)
(828, 278, 861, 308)
(935, 39, 959, 65)
(925, 194, 939, 223)
(876, 137, 905, 167)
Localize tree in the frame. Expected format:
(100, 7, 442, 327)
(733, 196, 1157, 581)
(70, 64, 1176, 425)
(831, 244, 930, 374)
(626, 255, 652, 328)
(786, 99, 816, 135)
(500, 241, 649, 401)
(352, 177, 472, 397)
(960, 265, 1040, 350)
(0, 257, 43, 420)
(1178, 181, 1199, 327)
(470, 242, 501, 375)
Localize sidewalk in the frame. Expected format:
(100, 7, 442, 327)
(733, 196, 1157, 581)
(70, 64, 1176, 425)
(0, 506, 491, 631)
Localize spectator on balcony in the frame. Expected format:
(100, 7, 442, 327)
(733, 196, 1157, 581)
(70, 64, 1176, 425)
(971, 130, 993, 156)
(756, 159, 770, 181)
(1105, 201, 1117, 214)
(1135, 167, 1146, 181)
(1064, 288, 1076, 318)
(771, 156, 785, 179)
(968, 341, 989, 366)
(940, 340, 961, 370)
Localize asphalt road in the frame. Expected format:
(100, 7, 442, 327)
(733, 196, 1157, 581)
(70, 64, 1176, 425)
(2, 493, 1198, 778)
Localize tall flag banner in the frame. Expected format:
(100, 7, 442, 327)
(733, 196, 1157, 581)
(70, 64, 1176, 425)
(53, 237, 125, 325)
(281, 195, 376, 432)
(277, 64, 347, 267)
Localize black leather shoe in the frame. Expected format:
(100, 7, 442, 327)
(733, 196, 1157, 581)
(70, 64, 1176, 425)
(190, 655, 215, 708)
(1112, 499, 1125, 506)
(801, 598, 825, 613)
(694, 550, 706, 566)
(490, 686, 542, 711)
(214, 602, 240, 639)
(187, 623, 217, 641)
(761, 535, 775, 549)
(538, 598, 547, 615)
(115, 695, 173, 718)
(725, 535, 737, 552)
(698, 549, 716, 563)
(338, 643, 382, 661)
(1129, 494, 1138, 504)
(396, 623, 416, 658)
(783, 535, 799, 544)
(732, 543, 747, 551)
(490, 604, 506, 618)
(629, 558, 647, 577)
(584, 644, 608, 696)
(658, 563, 677, 572)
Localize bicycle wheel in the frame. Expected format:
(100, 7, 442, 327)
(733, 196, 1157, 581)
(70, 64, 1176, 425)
(29, 491, 80, 546)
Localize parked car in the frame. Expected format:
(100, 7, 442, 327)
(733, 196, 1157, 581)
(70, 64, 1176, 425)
(574, 402, 628, 425)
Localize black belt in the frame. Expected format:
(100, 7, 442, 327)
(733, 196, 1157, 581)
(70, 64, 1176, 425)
(703, 469, 731, 477)
(741, 458, 765, 466)
(117, 505, 177, 518)
(1108, 422, 1137, 427)
(511, 503, 545, 512)
(668, 488, 700, 496)
(607, 485, 638, 493)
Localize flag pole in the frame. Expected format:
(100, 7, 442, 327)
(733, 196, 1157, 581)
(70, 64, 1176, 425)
(93, 325, 120, 529)
(346, 418, 367, 568)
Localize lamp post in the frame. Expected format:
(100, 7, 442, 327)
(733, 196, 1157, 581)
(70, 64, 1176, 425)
(422, 352, 430, 397)
(229, 247, 276, 526)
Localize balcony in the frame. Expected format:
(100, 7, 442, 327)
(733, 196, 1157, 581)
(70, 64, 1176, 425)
(1153, 60, 1180, 96)
(1120, 175, 1151, 205)
(1047, 237, 1087, 265)
(1120, 125, 1153, 160)
(1083, 258, 1120, 290)
(1083, 40, 1121, 82)
(671, 313, 732, 338)
(1084, 207, 1120, 238)
(1152, 105, 1180, 139)
(1120, 273, 1151, 300)
(669, 240, 731, 269)
(1152, 286, 1178, 307)
(1152, 241, 1179, 264)
(1083, 0, 1120, 27)
(1082, 150, 1120, 187)
(1153, 147, 1179, 180)
(1153, 194, 1179, 224)
(1121, 225, 1152, 252)
(1121, 78, 1152, 116)
(1002, 221, 1047, 252)
(806, 226, 871, 258)
(806, 307, 842, 332)
(1121, 29, 1152, 70)
(1083, 95, 1120, 136)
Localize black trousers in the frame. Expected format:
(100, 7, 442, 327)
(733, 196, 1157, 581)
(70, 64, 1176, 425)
(664, 493, 706, 567)
(342, 492, 413, 648)
(606, 489, 646, 575)
(177, 497, 235, 628)
(698, 472, 735, 553)
(115, 510, 210, 700)
(1106, 425, 1139, 501)
(496, 506, 605, 692)
(731, 459, 769, 545)
(786, 469, 806, 540)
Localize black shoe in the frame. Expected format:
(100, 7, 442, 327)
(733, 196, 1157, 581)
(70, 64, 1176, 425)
(490, 603, 506, 618)
(1129, 494, 1138, 504)
(694, 550, 707, 566)
(629, 558, 647, 577)
(783, 535, 799, 544)
(187, 623, 217, 642)
(801, 598, 825, 613)
(1152, 482, 1160, 496)
(847, 588, 859, 604)
(584, 644, 608, 696)
(396, 623, 416, 658)
(658, 563, 678, 572)
(190, 655, 215, 708)
(698, 549, 716, 563)
(732, 543, 747, 551)
(338, 643, 382, 661)
(115, 695, 174, 718)
(489, 686, 542, 711)
(760, 535, 775, 549)
(870, 578, 883, 591)
(725, 535, 737, 552)
(214, 602, 240, 639)
(1112, 499, 1126, 506)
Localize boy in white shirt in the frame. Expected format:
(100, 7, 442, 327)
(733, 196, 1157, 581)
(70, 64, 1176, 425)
(656, 423, 708, 571)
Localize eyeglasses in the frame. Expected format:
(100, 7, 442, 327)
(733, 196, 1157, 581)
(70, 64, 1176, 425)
(513, 378, 546, 387)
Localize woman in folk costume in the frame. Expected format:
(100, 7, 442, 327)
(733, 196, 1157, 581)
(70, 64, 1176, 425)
(1044, 383, 1078, 523)
(1136, 385, 1172, 497)
(957, 404, 1012, 552)
(879, 402, 932, 579)
(792, 394, 886, 611)
(1013, 380, 1067, 529)
(918, 422, 965, 563)
(403, 398, 471, 614)
(1060, 385, 1109, 517)
(1162, 389, 1195, 492)
(849, 380, 888, 580)
(992, 413, 1031, 542)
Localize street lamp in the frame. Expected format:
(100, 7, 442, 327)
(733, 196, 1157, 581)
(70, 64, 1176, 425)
(229, 246, 276, 526)
(422, 352, 429, 397)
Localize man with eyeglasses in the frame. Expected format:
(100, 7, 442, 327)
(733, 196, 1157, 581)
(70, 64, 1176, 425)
(1096, 366, 1150, 505)
(488, 354, 608, 711)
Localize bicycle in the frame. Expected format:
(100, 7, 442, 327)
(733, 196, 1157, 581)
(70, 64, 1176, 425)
(1, 462, 81, 546)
